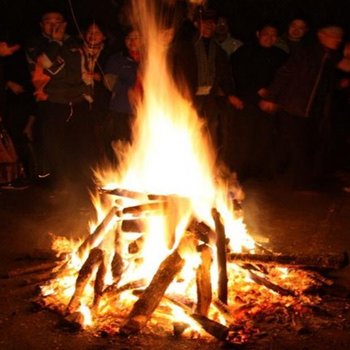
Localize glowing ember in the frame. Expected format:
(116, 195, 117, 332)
(36, 0, 328, 344)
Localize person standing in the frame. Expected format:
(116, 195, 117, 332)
(78, 20, 112, 177)
(192, 8, 243, 160)
(260, 25, 345, 190)
(230, 22, 287, 181)
(26, 10, 91, 195)
(104, 27, 142, 165)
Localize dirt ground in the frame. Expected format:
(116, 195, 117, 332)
(1, 174, 350, 350)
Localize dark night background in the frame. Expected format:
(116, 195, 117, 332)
(1, 0, 350, 43)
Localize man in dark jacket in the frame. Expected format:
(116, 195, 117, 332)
(230, 22, 287, 181)
(260, 25, 344, 190)
(26, 10, 90, 194)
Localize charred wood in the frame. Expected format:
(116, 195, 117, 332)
(103, 279, 147, 297)
(229, 252, 349, 271)
(121, 201, 166, 216)
(195, 244, 212, 316)
(173, 321, 190, 337)
(98, 187, 146, 199)
(121, 219, 145, 233)
(120, 249, 185, 334)
(77, 206, 118, 259)
(248, 270, 295, 297)
(164, 296, 229, 341)
(16, 249, 66, 261)
(60, 312, 84, 332)
(21, 270, 57, 286)
(7, 261, 60, 278)
(112, 225, 124, 284)
(191, 313, 229, 341)
(212, 208, 228, 304)
(128, 236, 144, 254)
(93, 254, 107, 309)
(67, 248, 103, 314)
(187, 219, 215, 244)
(213, 298, 234, 324)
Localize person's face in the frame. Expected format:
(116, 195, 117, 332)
(288, 19, 308, 41)
(85, 24, 106, 46)
(318, 28, 343, 51)
(199, 19, 216, 38)
(125, 30, 141, 53)
(257, 26, 278, 48)
(216, 17, 229, 35)
(40, 12, 65, 37)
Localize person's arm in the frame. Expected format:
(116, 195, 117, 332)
(103, 54, 121, 91)
(103, 74, 117, 91)
(216, 43, 244, 109)
(26, 25, 68, 75)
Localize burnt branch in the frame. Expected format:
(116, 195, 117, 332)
(67, 248, 103, 314)
(196, 244, 212, 316)
(229, 252, 349, 271)
(212, 208, 228, 304)
(120, 248, 185, 334)
(77, 206, 118, 259)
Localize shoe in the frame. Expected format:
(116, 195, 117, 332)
(0, 179, 30, 190)
(37, 172, 51, 179)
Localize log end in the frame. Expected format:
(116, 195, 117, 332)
(119, 315, 147, 335)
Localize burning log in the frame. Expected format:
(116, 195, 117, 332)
(191, 313, 229, 341)
(229, 252, 349, 271)
(187, 219, 215, 244)
(120, 201, 166, 216)
(111, 225, 124, 283)
(212, 209, 228, 304)
(213, 298, 234, 324)
(77, 206, 118, 259)
(16, 249, 65, 261)
(248, 270, 295, 297)
(120, 248, 185, 334)
(164, 296, 229, 341)
(7, 261, 60, 278)
(99, 187, 146, 199)
(60, 312, 85, 332)
(103, 279, 147, 298)
(121, 219, 144, 233)
(173, 321, 190, 337)
(67, 248, 103, 314)
(195, 244, 212, 316)
(21, 270, 57, 286)
(93, 254, 107, 309)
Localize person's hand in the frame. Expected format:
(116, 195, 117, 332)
(51, 22, 67, 42)
(228, 95, 244, 110)
(259, 100, 278, 113)
(6, 81, 24, 95)
(0, 42, 20, 56)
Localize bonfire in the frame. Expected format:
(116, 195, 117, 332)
(11, 0, 347, 345)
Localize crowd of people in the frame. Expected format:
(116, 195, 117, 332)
(0, 4, 349, 198)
